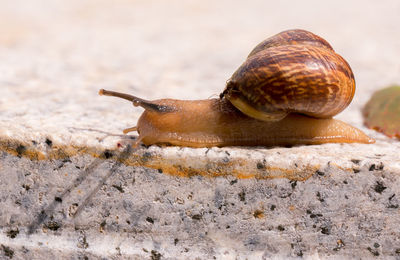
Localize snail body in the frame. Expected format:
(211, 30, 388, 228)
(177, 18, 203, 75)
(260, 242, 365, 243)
(98, 90, 373, 147)
(99, 29, 374, 148)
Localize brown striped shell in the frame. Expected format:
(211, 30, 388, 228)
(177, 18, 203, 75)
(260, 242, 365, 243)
(222, 29, 355, 121)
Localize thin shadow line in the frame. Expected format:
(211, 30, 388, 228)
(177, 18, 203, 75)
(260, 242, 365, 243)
(27, 145, 133, 235)
(68, 127, 127, 137)
(68, 127, 138, 142)
(71, 145, 132, 218)
(27, 158, 103, 234)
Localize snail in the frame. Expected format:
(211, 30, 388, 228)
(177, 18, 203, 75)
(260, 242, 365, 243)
(99, 29, 374, 148)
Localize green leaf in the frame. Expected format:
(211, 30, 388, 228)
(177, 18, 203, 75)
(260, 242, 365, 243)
(363, 85, 400, 139)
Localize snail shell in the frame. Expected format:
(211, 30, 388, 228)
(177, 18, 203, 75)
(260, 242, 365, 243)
(222, 29, 355, 121)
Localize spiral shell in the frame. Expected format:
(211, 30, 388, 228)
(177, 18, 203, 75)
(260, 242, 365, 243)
(222, 29, 355, 121)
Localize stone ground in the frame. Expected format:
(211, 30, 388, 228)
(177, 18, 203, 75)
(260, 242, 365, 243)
(1, 0, 400, 259)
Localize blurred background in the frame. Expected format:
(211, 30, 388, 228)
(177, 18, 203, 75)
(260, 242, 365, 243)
(1, 0, 399, 136)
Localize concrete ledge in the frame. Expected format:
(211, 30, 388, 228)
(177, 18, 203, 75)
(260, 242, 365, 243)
(1, 136, 400, 181)
(1, 151, 400, 259)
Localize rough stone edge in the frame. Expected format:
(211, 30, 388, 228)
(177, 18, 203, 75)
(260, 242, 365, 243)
(2, 136, 398, 182)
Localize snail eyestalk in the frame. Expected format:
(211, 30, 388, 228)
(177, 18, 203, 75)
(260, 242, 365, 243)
(99, 89, 174, 113)
(99, 89, 140, 102)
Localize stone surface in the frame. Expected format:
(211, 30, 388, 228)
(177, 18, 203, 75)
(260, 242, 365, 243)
(1, 151, 400, 259)
(1, 0, 400, 259)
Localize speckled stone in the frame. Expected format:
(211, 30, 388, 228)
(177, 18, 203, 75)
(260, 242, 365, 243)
(1, 0, 400, 259)
(1, 151, 400, 259)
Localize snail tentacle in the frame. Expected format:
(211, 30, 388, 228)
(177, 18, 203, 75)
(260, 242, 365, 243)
(99, 89, 175, 113)
(122, 126, 138, 134)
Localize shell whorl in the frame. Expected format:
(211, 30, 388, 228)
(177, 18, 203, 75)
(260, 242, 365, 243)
(248, 29, 334, 57)
(223, 29, 355, 121)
